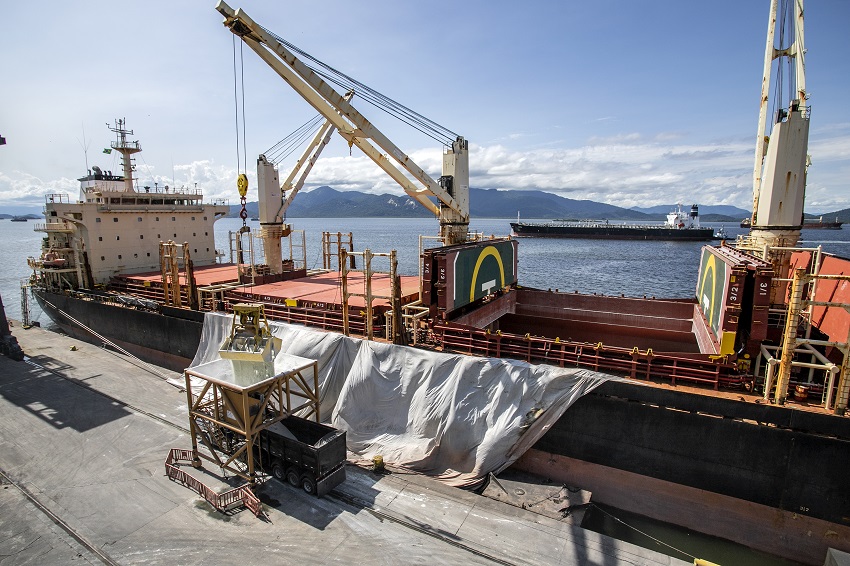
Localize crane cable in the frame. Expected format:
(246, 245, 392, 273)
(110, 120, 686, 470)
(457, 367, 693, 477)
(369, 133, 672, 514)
(260, 25, 457, 147)
(232, 35, 249, 230)
(264, 114, 326, 165)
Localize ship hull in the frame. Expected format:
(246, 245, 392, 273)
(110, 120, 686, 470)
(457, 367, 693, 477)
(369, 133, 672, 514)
(803, 222, 843, 229)
(522, 379, 850, 564)
(510, 222, 715, 240)
(34, 289, 203, 372)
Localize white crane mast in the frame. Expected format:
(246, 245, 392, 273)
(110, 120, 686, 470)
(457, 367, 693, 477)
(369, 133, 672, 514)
(216, 1, 470, 245)
(748, 0, 810, 303)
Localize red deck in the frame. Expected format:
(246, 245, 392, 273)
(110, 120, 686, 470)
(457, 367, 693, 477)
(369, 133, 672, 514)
(122, 264, 420, 310)
(126, 263, 241, 287)
(229, 270, 420, 309)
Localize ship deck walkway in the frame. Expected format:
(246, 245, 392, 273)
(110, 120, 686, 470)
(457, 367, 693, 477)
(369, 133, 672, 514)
(0, 323, 686, 565)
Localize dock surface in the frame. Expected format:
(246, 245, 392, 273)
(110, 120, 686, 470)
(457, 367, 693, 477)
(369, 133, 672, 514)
(0, 323, 686, 565)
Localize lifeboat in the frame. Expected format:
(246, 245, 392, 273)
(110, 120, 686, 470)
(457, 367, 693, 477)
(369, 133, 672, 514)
(42, 251, 68, 268)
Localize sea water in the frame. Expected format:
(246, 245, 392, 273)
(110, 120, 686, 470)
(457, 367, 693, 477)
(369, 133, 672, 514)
(3, 215, 850, 324)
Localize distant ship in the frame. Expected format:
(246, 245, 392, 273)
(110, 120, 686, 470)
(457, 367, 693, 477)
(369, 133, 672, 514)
(510, 204, 715, 240)
(741, 215, 843, 229)
(10, 216, 28, 222)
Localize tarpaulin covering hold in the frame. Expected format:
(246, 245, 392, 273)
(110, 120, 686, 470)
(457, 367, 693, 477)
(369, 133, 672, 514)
(191, 312, 615, 488)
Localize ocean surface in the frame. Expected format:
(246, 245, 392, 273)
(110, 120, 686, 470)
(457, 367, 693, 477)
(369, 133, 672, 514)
(3, 215, 850, 325)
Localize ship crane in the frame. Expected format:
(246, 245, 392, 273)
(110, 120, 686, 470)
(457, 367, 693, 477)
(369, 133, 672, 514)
(256, 94, 352, 275)
(217, 1, 471, 249)
(747, 0, 810, 303)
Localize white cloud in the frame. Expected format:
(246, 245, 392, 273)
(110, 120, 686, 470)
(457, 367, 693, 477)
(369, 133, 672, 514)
(2, 130, 848, 213)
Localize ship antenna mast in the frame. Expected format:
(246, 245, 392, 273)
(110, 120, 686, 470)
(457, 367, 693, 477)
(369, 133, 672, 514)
(109, 118, 142, 192)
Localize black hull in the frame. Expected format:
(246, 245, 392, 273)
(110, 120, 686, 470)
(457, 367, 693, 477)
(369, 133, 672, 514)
(537, 380, 849, 527)
(803, 222, 843, 229)
(34, 290, 203, 372)
(510, 222, 714, 241)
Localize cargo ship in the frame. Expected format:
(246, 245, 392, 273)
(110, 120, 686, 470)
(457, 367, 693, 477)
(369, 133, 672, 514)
(741, 215, 844, 229)
(510, 204, 715, 240)
(804, 216, 844, 229)
(23, 1, 850, 563)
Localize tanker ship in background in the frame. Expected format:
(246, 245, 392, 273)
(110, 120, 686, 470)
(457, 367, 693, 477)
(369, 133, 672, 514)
(23, 0, 850, 563)
(510, 203, 718, 240)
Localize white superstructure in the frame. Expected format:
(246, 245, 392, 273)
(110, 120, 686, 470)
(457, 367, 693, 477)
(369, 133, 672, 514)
(30, 119, 229, 289)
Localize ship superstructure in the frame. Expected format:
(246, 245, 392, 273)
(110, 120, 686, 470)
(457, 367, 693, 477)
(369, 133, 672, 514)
(29, 119, 229, 290)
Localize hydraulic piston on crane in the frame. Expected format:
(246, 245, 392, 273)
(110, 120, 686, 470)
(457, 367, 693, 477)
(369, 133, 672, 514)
(216, 1, 470, 246)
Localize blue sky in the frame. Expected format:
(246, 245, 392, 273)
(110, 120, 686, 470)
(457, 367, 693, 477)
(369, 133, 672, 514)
(1, 0, 848, 213)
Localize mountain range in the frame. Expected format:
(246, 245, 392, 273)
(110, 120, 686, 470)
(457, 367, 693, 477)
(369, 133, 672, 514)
(229, 186, 756, 221)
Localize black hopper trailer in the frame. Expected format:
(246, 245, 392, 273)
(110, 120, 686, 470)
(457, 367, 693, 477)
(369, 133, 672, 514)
(257, 416, 347, 497)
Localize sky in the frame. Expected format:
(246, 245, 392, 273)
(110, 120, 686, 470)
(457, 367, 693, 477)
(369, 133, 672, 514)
(1, 0, 849, 214)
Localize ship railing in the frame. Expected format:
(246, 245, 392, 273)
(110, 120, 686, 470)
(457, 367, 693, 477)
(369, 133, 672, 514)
(434, 322, 740, 389)
(44, 193, 70, 204)
(62, 289, 161, 311)
(135, 185, 204, 196)
(164, 448, 264, 518)
(33, 220, 75, 233)
(221, 289, 378, 336)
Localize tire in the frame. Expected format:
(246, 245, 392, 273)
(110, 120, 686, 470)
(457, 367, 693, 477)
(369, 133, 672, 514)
(271, 461, 284, 481)
(286, 467, 300, 487)
(300, 474, 316, 496)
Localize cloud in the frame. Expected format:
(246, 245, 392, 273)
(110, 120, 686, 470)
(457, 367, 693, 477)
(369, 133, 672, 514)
(0, 170, 78, 205)
(2, 130, 848, 212)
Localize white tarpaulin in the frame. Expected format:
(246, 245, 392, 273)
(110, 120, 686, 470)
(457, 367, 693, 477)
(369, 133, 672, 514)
(192, 312, 615, 488)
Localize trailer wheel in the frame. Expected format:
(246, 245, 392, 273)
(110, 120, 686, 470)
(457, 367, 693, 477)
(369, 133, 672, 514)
(300, 474, 316, 496)
(286, 467, 300, 487)
(271, 461, 285, 481)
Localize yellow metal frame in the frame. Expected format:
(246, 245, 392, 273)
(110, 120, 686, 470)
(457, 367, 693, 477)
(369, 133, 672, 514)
(183, 357, 320, 485)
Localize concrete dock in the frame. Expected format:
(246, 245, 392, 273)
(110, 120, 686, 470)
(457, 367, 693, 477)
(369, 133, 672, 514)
(0, 322, 687, 565)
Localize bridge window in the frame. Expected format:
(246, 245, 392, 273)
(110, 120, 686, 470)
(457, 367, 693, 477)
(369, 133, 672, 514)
(113, 218, 118, 222)
(95, 217, 101, 223)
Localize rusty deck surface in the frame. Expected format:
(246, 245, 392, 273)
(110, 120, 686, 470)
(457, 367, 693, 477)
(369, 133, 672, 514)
(124, 263, 241, 287)
(123, 265, 420, 309)
(229, 271, 420, 309)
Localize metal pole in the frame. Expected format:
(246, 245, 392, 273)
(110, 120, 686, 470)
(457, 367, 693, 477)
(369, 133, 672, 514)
(833, 352, 850, 415)
(364, 249, 373, 340)
(341, 250, 349, 336)
(775, 268, 807, 404)
(185, 372, 202, 468)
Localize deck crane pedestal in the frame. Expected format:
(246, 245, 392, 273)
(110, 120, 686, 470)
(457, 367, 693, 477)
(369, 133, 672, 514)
(217, 1, 471, 246)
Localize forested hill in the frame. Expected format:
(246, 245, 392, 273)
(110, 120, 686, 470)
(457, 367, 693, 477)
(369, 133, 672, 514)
(228, 186, 751, 221)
